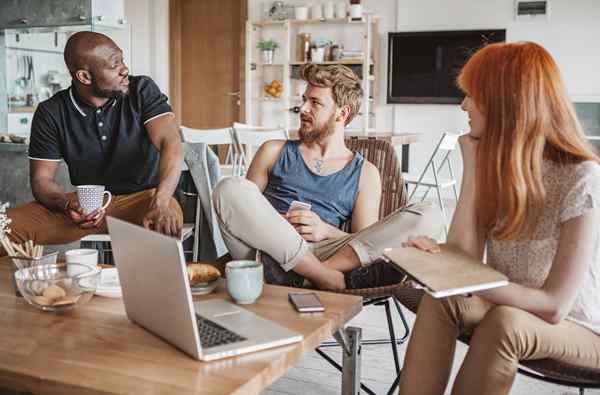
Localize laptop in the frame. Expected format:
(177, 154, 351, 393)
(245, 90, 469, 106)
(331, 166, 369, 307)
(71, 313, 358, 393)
(383, 244, 508, 298)
(107, 216, 303, 361)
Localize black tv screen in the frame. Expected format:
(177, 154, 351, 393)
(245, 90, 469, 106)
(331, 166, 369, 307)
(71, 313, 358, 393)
(387, 29, 506, 104)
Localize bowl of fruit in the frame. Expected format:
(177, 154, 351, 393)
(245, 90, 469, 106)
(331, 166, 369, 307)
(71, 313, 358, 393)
(264, 80, 283, 98)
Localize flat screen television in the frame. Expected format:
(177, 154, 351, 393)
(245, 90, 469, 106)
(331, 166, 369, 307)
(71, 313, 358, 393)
(387, 29, 506, 104)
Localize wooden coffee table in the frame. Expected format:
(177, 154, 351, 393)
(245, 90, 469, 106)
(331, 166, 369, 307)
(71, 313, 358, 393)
(0, 258, 363, 394)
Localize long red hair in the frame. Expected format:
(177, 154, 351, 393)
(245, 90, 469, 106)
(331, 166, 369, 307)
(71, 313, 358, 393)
(457, 42, 599, 240)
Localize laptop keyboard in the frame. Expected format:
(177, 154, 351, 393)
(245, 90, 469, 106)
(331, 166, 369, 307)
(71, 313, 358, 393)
(196, 314, 247, 348)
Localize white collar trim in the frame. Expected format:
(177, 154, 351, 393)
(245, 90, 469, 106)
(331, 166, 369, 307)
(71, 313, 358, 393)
(69, 88, 87, 117)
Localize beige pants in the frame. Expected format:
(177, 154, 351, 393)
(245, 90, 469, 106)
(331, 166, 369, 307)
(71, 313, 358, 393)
(398, 293, 600, 395)
(2, 189, 183, 256)
(212, 177, 443, 271)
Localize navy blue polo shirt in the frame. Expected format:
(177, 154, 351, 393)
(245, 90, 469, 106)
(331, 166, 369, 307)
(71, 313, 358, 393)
(28, 75, 174, 195)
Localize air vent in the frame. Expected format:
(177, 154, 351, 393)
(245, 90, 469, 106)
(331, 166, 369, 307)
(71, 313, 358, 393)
(515, 0, 549, 21)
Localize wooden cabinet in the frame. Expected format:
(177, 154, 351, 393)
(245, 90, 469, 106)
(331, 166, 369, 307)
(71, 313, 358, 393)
(245, 14, 378, 134)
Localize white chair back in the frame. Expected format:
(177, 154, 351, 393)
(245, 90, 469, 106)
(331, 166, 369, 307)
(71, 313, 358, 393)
(180, 126, 246, 176)
(233, 124, 288, 146)
(230, 123, 289, 173)
(180, 126, 233, 145)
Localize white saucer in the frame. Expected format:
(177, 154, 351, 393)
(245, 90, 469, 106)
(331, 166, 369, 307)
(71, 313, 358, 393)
(95, 268, 122, 298)
(190, 278, 222, 295)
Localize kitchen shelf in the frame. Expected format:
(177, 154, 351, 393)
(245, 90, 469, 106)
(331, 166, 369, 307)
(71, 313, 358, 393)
(246, 14, 378, 133)
(289, 59, 367, 66)
(253, 17, 374, 28)
(252, 96, 285, 102)
(8, 106, 37, 113)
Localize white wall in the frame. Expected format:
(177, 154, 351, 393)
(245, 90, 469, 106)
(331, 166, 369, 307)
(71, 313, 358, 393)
(394, 0, 600, 189)
(124, 0, 170, 96)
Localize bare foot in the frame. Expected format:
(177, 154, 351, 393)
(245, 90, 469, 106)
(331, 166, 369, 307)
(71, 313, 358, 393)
(318, 268, 346, 291)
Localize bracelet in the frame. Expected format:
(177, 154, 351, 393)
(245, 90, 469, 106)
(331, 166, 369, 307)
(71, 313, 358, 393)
(63, 199, 71, 212)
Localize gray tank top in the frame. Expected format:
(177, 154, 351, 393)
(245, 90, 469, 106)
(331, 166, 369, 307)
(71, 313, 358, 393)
(263, 140, 364, 228)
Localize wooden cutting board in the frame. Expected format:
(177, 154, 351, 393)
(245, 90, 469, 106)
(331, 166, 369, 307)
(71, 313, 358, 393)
(383, 244, 508, 298)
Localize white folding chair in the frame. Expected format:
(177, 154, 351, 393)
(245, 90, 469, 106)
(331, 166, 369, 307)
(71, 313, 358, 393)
(231, 122, 289, 174)
(403, 132, 460, 236)
(180, 126, 245, 177)
(181, 126, 240, 261)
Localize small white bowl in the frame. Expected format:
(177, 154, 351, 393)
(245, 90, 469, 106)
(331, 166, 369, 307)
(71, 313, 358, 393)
(191, 278, 222, 295)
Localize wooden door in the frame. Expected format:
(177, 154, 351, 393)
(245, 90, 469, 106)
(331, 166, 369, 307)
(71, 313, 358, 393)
(170, 0, 246, 129)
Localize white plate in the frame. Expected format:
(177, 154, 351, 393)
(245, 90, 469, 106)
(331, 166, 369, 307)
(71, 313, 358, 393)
(95, 268, 122, 298)
(190, 278, 222, 295)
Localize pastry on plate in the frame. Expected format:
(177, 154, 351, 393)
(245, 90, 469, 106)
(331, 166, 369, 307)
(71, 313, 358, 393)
(186, 263, 221, 286)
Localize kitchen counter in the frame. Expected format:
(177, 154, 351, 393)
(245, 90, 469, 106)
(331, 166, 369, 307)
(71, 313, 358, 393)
(0, 142, 28, 152)
(0, 145, 72, 207)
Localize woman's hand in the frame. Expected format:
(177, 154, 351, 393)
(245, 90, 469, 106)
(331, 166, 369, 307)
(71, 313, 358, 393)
(403, 236, 441, 254)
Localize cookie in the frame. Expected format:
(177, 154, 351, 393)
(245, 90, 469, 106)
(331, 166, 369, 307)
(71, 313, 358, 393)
(187, 263, 221, 285)
(33, 296, 54, 306)
(52, 295, 80, 307)
(43, 284, 66, 301)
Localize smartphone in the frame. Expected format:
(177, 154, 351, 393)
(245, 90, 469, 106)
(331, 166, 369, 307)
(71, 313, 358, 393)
(289, 292, 325, 313)
(289, 200, 312, 212)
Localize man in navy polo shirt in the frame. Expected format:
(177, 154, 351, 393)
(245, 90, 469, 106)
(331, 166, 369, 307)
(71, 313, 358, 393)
(3, 31, 183, 252)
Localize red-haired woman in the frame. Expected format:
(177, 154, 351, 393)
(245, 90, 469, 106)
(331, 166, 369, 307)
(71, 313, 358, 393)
(398, 42, 600, 395)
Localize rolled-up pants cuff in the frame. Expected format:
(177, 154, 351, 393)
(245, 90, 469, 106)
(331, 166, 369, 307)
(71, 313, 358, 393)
(348, 239, 374, 267)
(280, 239, 311, 272)
(344, 202, 443, 267)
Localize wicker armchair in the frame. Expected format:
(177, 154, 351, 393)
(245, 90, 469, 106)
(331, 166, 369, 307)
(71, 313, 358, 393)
(392, 287, 600, 394)
(314, 136, 412, 395)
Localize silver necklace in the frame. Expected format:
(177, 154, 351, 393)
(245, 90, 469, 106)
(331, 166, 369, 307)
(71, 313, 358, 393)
(314, 158, 325, 174)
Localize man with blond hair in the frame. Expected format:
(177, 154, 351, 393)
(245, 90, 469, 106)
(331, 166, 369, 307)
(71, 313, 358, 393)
(213, 64, 441, 290)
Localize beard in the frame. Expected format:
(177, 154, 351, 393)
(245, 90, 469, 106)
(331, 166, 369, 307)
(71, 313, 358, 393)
(90, 77, 128, 99)
(299, 112, 337, 144)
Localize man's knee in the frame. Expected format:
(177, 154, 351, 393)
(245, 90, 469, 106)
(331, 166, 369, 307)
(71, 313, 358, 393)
(212, 177, 256, 217)
(5, 203, 38, 240)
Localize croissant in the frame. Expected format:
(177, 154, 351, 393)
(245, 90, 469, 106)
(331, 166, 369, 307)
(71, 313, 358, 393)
(187, 263, 221, 285)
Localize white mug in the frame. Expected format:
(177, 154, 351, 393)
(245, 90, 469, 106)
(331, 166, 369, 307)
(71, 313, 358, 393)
(295, 6, 309, 20)
(226, 260, 263, 304)
(66, 248, 99, 276)
(311, 47, 326, 63)
(311, 4, 323, 19)
(77, 185, 112, 215)
(350, 4, 362, 19)
(335, 2, 346, 18)
(324, 1, 334, 19)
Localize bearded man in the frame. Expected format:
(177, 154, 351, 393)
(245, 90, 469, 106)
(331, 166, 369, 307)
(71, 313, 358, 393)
(213, 64, 442, 290)
(2, 31, 182, 256)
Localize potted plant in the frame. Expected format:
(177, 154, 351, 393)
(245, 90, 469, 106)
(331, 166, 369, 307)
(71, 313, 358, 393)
(257, 39, 279, 64)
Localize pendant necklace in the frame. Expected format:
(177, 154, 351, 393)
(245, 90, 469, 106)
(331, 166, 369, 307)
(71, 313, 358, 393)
(314, 158, 325, 174)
